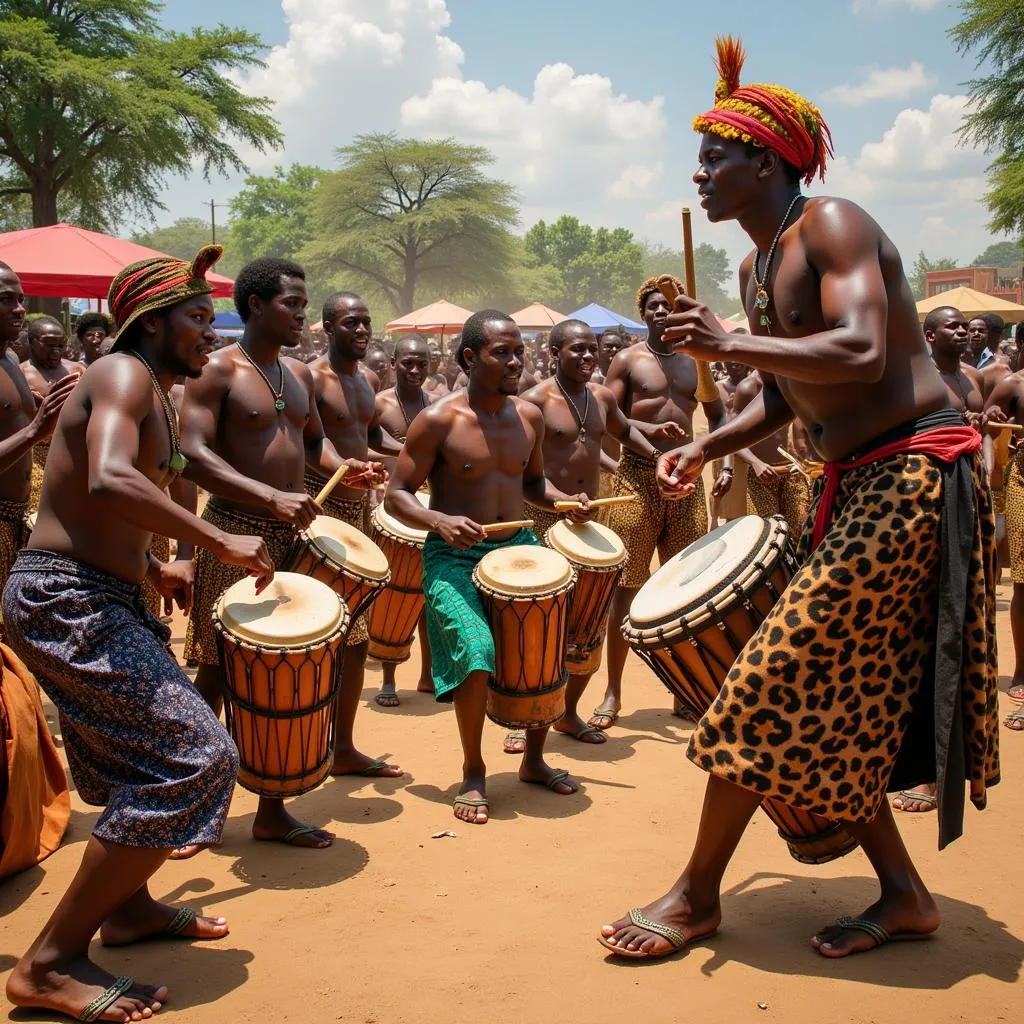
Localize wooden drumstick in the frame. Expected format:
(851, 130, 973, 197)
(481, 519, 534, 535)
(985, 421, 1024, 433)
(777, 446, 811, 482)
(678, 209, 719, 404)
(552, 495, 636, 511)
(314, 463, 349, 505)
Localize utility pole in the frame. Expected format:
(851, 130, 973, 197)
(204, 199, 228, 244)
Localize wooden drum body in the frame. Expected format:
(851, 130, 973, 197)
(215, 572, 349, 797)
(544, 519, 626, 673)
(623, 516, 859, 865)
(367, 493, 429, 663)
(473, 545, 576, 729)
(285, 515, 391, 624)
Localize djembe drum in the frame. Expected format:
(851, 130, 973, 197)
(215, 572, 349, 796)
(472, 545, 576, 729)
(622, 515, 859, 865)
(543, 518, 627, 675)
(285, 515, 391, 623)
(367, 492, 430, 663)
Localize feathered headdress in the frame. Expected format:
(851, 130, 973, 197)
(693, 36, 833, 185)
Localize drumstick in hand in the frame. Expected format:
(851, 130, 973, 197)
(314, 464, 350, 505)
(481, 519, 534, 535)
(552, 495, 636, 511)
(777, 447, 811, 482)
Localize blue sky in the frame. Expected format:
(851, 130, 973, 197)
(151, 1, 1000, 290)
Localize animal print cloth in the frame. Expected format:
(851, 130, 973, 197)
(605, 449, 709, 589)
(745, 465, 813, 540)
(689, 446, 999, 848)
(1003, 446, 1024, 582)
(28, 440, 48, 512)
(141, 533, 171, 619)
(3, 549, 238, 847)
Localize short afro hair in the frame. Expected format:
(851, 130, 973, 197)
(234, 257, 306, 323)
(75, 312, 112, 340)
(548, 319, 593, 351)
(923, 306, 964, 335)
(458, 309, 515, 372)
(395, 333, 431, 358)
(321, 290, 364, 326)
(636, 275, 682, 315)
(27, 315, 64, 341)
(979, 313, 1005, 335)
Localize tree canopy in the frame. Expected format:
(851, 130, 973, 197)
(303, 133, 518, 316)
(0, 1, 282, 229)
(641, 241, 741, 316)
(132, 216, 241, 278)
(230, 165, 322, 268)
(908, 252, 958, 300)
(971, 240, 1022, 268)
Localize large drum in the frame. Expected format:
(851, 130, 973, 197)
(215, 572, 349, 797)
(285, 515, 391, 624)
(543, 518, 627, 674)
(622, 515, 859, 865)
(473, 545, 576, 729)
(367, 492, 430, 663)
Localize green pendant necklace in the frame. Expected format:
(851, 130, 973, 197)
(239, 343, 287, 411)
(131, 351, 188, 473)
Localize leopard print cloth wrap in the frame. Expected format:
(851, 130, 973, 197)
(1004, 446, 1024, 582)
(29, 440, 49, 512)
(141, 533, 171, 619)
(689, 448, 999, 846)
(605, 448, 709, 589)
(745, 465, 813, 540)
(184, 501, 297, 667)
(304, 468, 370, 646)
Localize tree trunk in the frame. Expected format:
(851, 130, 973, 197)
(28, 178, 63, 316)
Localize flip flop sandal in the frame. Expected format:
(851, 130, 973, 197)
(1007, 684, 1024, 705)
(352, 759, 398, 777)
(819, 916, 932, 953)
(502, 730, 527, 754)
(892, 790, 937, 811)
(79, 975, 135, 1022)
(566, 724, 606, 743)
(521, 768, 575, 792)
(253, 825, 329, 846)
(589, 708, 619, 730)
(163, 906, 198, 937)
(597, 907, 709, 960)
(453, 796, 489, 820)
(1004, 707, 1024, 730)
(374, 692, 401, 707)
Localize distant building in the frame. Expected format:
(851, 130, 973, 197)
(925, 265, 1023, 304)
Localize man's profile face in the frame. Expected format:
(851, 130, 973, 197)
(693, 134, 762, 223)
(255, 274, 307, 348)
(0, 270, 26, 344)
(163, 295, 217, 379)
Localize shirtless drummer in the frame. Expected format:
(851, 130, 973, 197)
(181, 258, 379, 852)
(372, 333, 436, 706)
(297, 291, 404, 777)
(386, 309, 592, 824)
(592, 276, 732, 729)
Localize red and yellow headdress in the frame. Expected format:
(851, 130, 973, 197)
(108, 244, 222, 352)
(692, 37, 833, 185)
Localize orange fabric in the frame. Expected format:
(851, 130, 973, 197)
(0, 642, 70, 880)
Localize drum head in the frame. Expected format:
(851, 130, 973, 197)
(629, 516, 775, 628)
(373, 490, 430, 543)
(476, 545, 573, 595)
(545, 519, 625, 568)
(217, 571, 346, 647)
(307, 516, 390, 580)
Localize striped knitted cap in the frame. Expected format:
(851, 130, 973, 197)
(693, 37, 833, 186)
(107, 244, 222, 352)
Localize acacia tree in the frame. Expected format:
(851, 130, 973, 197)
(951, 0, 1024, 235)
(230, 164, 323, 266)
(304, 133, 518, 316)
(0, 1, 281, 229)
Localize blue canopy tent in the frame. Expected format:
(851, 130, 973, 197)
(212, 309, 244, 338)
(565, 303, 646, 334)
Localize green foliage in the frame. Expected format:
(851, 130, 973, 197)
(951, 0, 1024, 235)
(971, 239, 1022, 267)
(229, 165, 323, 267)
(303, 133, 518, 316)
(640, 240, 741, 316)
(0, 1, 282, 228)
(132, 216, 242, 279)
(908, 251, 959, 300)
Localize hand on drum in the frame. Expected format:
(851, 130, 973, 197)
(656, 443, 705, 501)
(268, 489, 321, 530)
(436, 514, 486, 550)
(149, 557, 194, 616)
(661, 293, 730, 361)
(563, 494, 594, 524)
(217, 533, 276, 593)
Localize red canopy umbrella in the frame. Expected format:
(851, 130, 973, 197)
(0, 223, 235, 299)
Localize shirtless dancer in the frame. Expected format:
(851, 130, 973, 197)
(592, 276, 732, 729)
(371, 333, 435, 707)
(925, 306, 984, 426)
(299, 291, 403, 777)
(386, 309, 591, 824)
(182, 259, 378, 853)
(75, 312, 113, 367)
(424, 340, 451, 397)
(711, 360, 750, 524)
(599, 38, 998, 961)
(3, 247, 273, 1022)
(519, 319, 659, 745)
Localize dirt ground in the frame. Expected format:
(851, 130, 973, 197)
(1, 567, 1022, 1024)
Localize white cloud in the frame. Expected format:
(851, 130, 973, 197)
(824, 62, 936, 106)
(606, 162, 665, 200)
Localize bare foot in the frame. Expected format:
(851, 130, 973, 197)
(331, 750, 403, 777)
(167, 843, 209, 861)
(252, 802, 334, 848)
(892, 784, 937, 813)
(588, 701, 620, 731)
(1005, 706, 1024, 731)
(502, 730, 527, 754)
(374, 687, 400, 708)
(599, 885, 722, 958)
(812, 889, 940, 958)
(453, 777, 488, 825)
(101, 897, 228, 947)
(518, 760, 578, 795)
(416, 677, 435, 694)
(554, 712, 607, 744)
(6, 955, 167, 1022)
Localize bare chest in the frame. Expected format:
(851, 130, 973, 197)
(744, 243, 824, 337)
(442, 417, 534, 479)
(226, 366, 309, 433)
(320, 373, 375, 429)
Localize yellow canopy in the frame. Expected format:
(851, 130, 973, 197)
(916, 286, 1024, 322)
(510, 303, 567, 329)
(385, 299, 473, 334)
